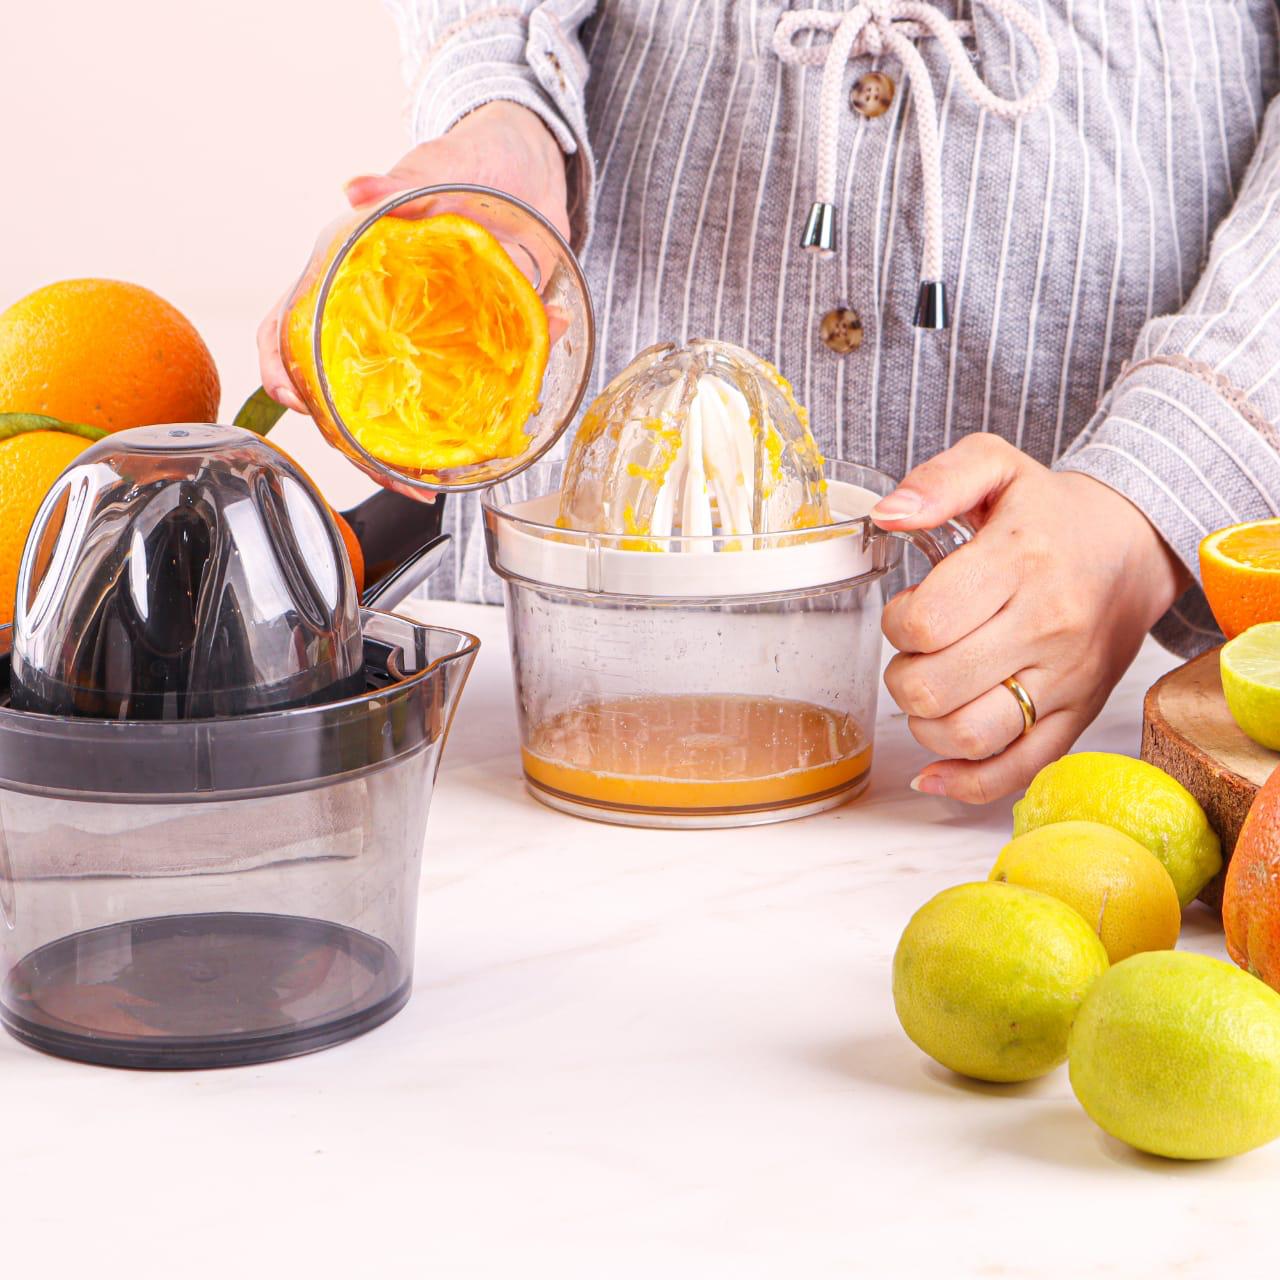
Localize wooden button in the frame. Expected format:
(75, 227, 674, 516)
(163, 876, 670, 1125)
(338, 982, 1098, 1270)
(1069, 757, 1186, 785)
(851, 72, 895, 118)
(820, 308, 863, 354)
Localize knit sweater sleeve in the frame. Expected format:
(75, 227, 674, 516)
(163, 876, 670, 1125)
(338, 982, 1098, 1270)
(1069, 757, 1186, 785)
(1056, 93, 1280, 658)
(380, 0, 597, 249)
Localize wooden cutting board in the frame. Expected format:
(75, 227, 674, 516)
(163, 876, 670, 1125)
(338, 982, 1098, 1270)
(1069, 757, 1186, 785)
(1141, 647, 1279, 910)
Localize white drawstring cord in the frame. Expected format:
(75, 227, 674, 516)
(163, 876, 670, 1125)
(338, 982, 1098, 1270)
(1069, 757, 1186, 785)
(773, 1, 1058, 328)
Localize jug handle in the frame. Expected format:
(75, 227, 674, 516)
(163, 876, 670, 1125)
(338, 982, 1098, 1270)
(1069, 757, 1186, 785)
(866, 515, 975, 575)
(878, 516, 975, 568)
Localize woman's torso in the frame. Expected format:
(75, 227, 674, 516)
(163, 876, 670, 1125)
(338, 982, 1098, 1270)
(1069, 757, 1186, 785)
(432, 0, 1280, 602)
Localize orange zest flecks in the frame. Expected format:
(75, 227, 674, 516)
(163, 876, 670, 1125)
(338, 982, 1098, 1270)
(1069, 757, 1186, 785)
(621, 504, 662, 552)
(624, 418, 683, 488)
(789, 502, 827, 530)
(762, 425, 785, 496)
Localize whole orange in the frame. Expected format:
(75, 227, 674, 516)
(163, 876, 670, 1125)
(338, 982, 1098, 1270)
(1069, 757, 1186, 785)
(1200, 519, 1280, 640)
(0, 428, 95, 624)
(332, 512, 365, 596)
(1223, 765, 1280, 989)
(0, 279, 220, 432)
(249, 435, 365, 596)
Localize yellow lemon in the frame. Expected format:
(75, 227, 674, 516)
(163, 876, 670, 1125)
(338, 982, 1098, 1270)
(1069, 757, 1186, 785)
(990, 821, 1181, 963)
(1012, 753, 1220, 908)
(1069, 951, 1280, 1159)
(893, 881, 1109, 1083)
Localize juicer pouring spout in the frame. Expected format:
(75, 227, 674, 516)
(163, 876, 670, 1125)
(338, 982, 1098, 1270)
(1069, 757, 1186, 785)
(413, 619, 480, 768)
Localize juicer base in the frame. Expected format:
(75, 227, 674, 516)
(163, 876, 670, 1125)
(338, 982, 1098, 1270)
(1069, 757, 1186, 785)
(0, 912, 411, 1070)
(524, 772, 869, 829)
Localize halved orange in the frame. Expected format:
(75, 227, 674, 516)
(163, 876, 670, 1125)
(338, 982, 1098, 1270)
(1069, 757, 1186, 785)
(317, 213, 549, 472)
(1200, 519, 1280, 639)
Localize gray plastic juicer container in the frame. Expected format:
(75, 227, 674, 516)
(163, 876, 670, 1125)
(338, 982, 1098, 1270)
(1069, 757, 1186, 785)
(0, 425, 477, 1069)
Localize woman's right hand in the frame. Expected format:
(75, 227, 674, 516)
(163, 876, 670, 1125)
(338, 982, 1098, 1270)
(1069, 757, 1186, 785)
(256, 101, 570, 411)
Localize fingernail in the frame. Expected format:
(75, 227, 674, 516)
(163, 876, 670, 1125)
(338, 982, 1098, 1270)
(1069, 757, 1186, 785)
(272, 386, 298, 409)
(909, 773, 947, 797)
(870, 490, 923, 520)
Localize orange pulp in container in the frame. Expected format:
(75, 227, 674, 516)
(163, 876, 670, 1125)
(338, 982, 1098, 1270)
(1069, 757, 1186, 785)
(521, 694, 872, 816)
(285, 213, 550, 472)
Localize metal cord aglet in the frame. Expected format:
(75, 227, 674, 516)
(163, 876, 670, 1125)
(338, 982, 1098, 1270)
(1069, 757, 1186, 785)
(913, 280, 949, 329)
(801, 202, 837, 255)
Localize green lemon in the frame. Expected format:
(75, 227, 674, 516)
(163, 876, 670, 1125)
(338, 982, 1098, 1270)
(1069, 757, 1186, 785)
(1069, 950, 1280, 1160)
(991, 821, 1181, 963)
(1221, 622, 1280, 752)
(892, 881, 1109, 1083)
(1012, 753, 1220, 908)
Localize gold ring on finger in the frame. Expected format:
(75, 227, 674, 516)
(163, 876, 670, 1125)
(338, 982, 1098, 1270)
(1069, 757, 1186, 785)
(1002, 676, 1037, 737)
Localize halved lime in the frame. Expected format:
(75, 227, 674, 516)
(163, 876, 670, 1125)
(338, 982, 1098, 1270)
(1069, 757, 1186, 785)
(1221, 622, 1280, 752)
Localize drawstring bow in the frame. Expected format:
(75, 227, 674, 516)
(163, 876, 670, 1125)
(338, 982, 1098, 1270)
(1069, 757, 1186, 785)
(772, 1, 1058, 329)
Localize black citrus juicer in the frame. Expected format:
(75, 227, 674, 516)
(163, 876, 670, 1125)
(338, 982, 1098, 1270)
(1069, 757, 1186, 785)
(0, 424, 477, 1069)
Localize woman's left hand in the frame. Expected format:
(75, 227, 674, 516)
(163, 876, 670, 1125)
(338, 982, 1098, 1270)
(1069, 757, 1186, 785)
(871, 434, 1190, 804)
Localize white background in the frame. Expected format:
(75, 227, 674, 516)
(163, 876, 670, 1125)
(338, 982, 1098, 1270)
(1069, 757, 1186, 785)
(2, 0, 407, 504)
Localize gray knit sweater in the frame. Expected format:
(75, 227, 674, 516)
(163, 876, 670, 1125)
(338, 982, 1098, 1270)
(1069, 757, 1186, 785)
(385, 0, 1280, 655)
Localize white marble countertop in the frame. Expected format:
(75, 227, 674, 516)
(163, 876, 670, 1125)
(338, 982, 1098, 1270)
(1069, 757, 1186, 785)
(1, 601, 1267, 1279)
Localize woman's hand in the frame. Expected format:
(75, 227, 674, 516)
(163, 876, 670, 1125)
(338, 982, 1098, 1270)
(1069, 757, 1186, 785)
(256, 101, 569, 411)
(871, 434, 1190, 804)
